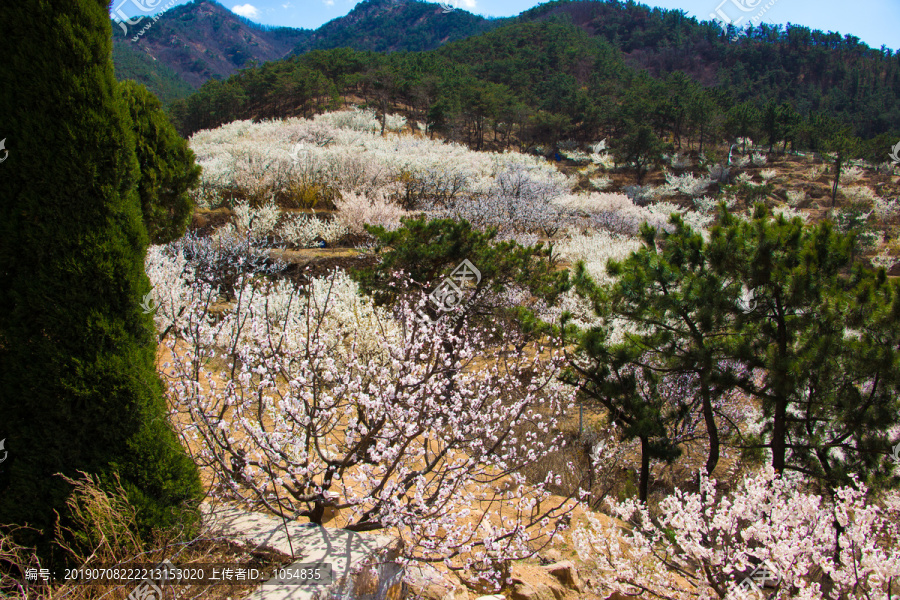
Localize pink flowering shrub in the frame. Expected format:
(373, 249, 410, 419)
(574, 467, 900, 599)
(157, 259, 578, 585)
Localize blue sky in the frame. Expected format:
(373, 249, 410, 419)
(111, 0, 899, 51)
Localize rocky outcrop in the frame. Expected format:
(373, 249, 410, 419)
(543, 561, 583, 593)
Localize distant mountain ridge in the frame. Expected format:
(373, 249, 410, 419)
(112, 0, 502, 103)
(112, 1, 309, 88)
(292, 0, 507, 54)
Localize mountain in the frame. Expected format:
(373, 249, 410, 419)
(112, 0, 310, 99)
(291, 0, 508, 54)
(113, 41, 197, 105)
(167, 0, 899, 153)
(111, 0, 503, 104)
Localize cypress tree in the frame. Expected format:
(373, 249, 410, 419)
(0, 0, 201, 560)
(119, 80, 201, 245)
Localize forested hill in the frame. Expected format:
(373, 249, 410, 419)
(504, 0, 900, 140)
(290, 0, 508, 54)
(111, 0, 502, 103)
(112, 0, 311, 96)
(168, 2, 900, 156)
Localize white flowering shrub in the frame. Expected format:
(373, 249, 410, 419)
(233, 198, 281, 238)
(735, 172, 755, 185)
(623, 184, 664, 206)
(759, 168, 777, 182)
(278, 213, 348, 247)
(694, 195, 737, 217)
(588, 140, 616, 170)
(666, 152, 691, 170)
(333, 189, 409, 236)
(751, 152, 768, 166)
(875, 161, 897, 175)
(842, 185, 879, 204)
(145, 245, 193, 333)
(561, 148, 593, 163)
(786, 190, 807, 206)
(589, 175, 612, 191)
(841, 165, 865, 183)
(732, 155, 751, 168)
(313, 106, 381, 133)
(664, 171, 713, 197)
(873, 196, 900, 220)
(772, 206, 809, 222)
(189, 115, 572, 217)
(384, 113, 407, 133)
(590, 140, 608, 154)
(426, 163, 569, 236)
(555, 192, 670, 235)
(556, 229, 642, 285)
(806, 165, 826, 181)
(574, 467, 900, 600)
(495, 230, 541, 247)
(871, 247, 898, 271)
(707, 163, 731, 183)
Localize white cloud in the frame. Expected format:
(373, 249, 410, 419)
(281, 1, 291, 7)
(324, 0, 334, 5)
(232, 3, 260, 18)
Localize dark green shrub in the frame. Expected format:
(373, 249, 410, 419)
(120, 80, 201, 244)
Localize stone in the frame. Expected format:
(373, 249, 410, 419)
(403, 562, 472, 600)
(509, 564, 567, 600)
(510, 580, 566, 600)
(542, 561, 583, 592)
(541, 549, 562, 563)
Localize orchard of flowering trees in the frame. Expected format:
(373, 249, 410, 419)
(574, 467, 900, 599)
(126, 106, 900, 597)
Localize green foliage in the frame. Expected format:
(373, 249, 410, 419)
(166, 5, 897, 158)
(722, 181, 774, 204)
(0, 0, 201, 563)
(708, 206, 900, 491)
(613, 123, 666, 184)
(822, 126, 861, 210)
(834, 205, 878, 251)
(351, 217, 569, 320)
(292, 0, 505, 54)
(120, 80, 201, 244)
(112, 41, 196, 105)
(568, 205, 900, 496)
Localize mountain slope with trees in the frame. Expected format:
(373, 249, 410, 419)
(112, 0, 311, 93)
(291, 0, 507, 54)
(167, 11, 900, 161)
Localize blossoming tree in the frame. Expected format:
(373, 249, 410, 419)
(150, 244, 578, 582)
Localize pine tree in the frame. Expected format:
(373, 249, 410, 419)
(569, 214, 740, 499)
(568, 206, 900, 496)
(0, 0, 201, 560)
(709, 206, 900, 491)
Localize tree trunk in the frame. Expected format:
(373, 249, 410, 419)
(639, 436, 650, 502)
(831, 155, 842, 211)
(700, 381, 719, 476)
(698, 121, 705, 156)
(771, 395, 788, 475)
